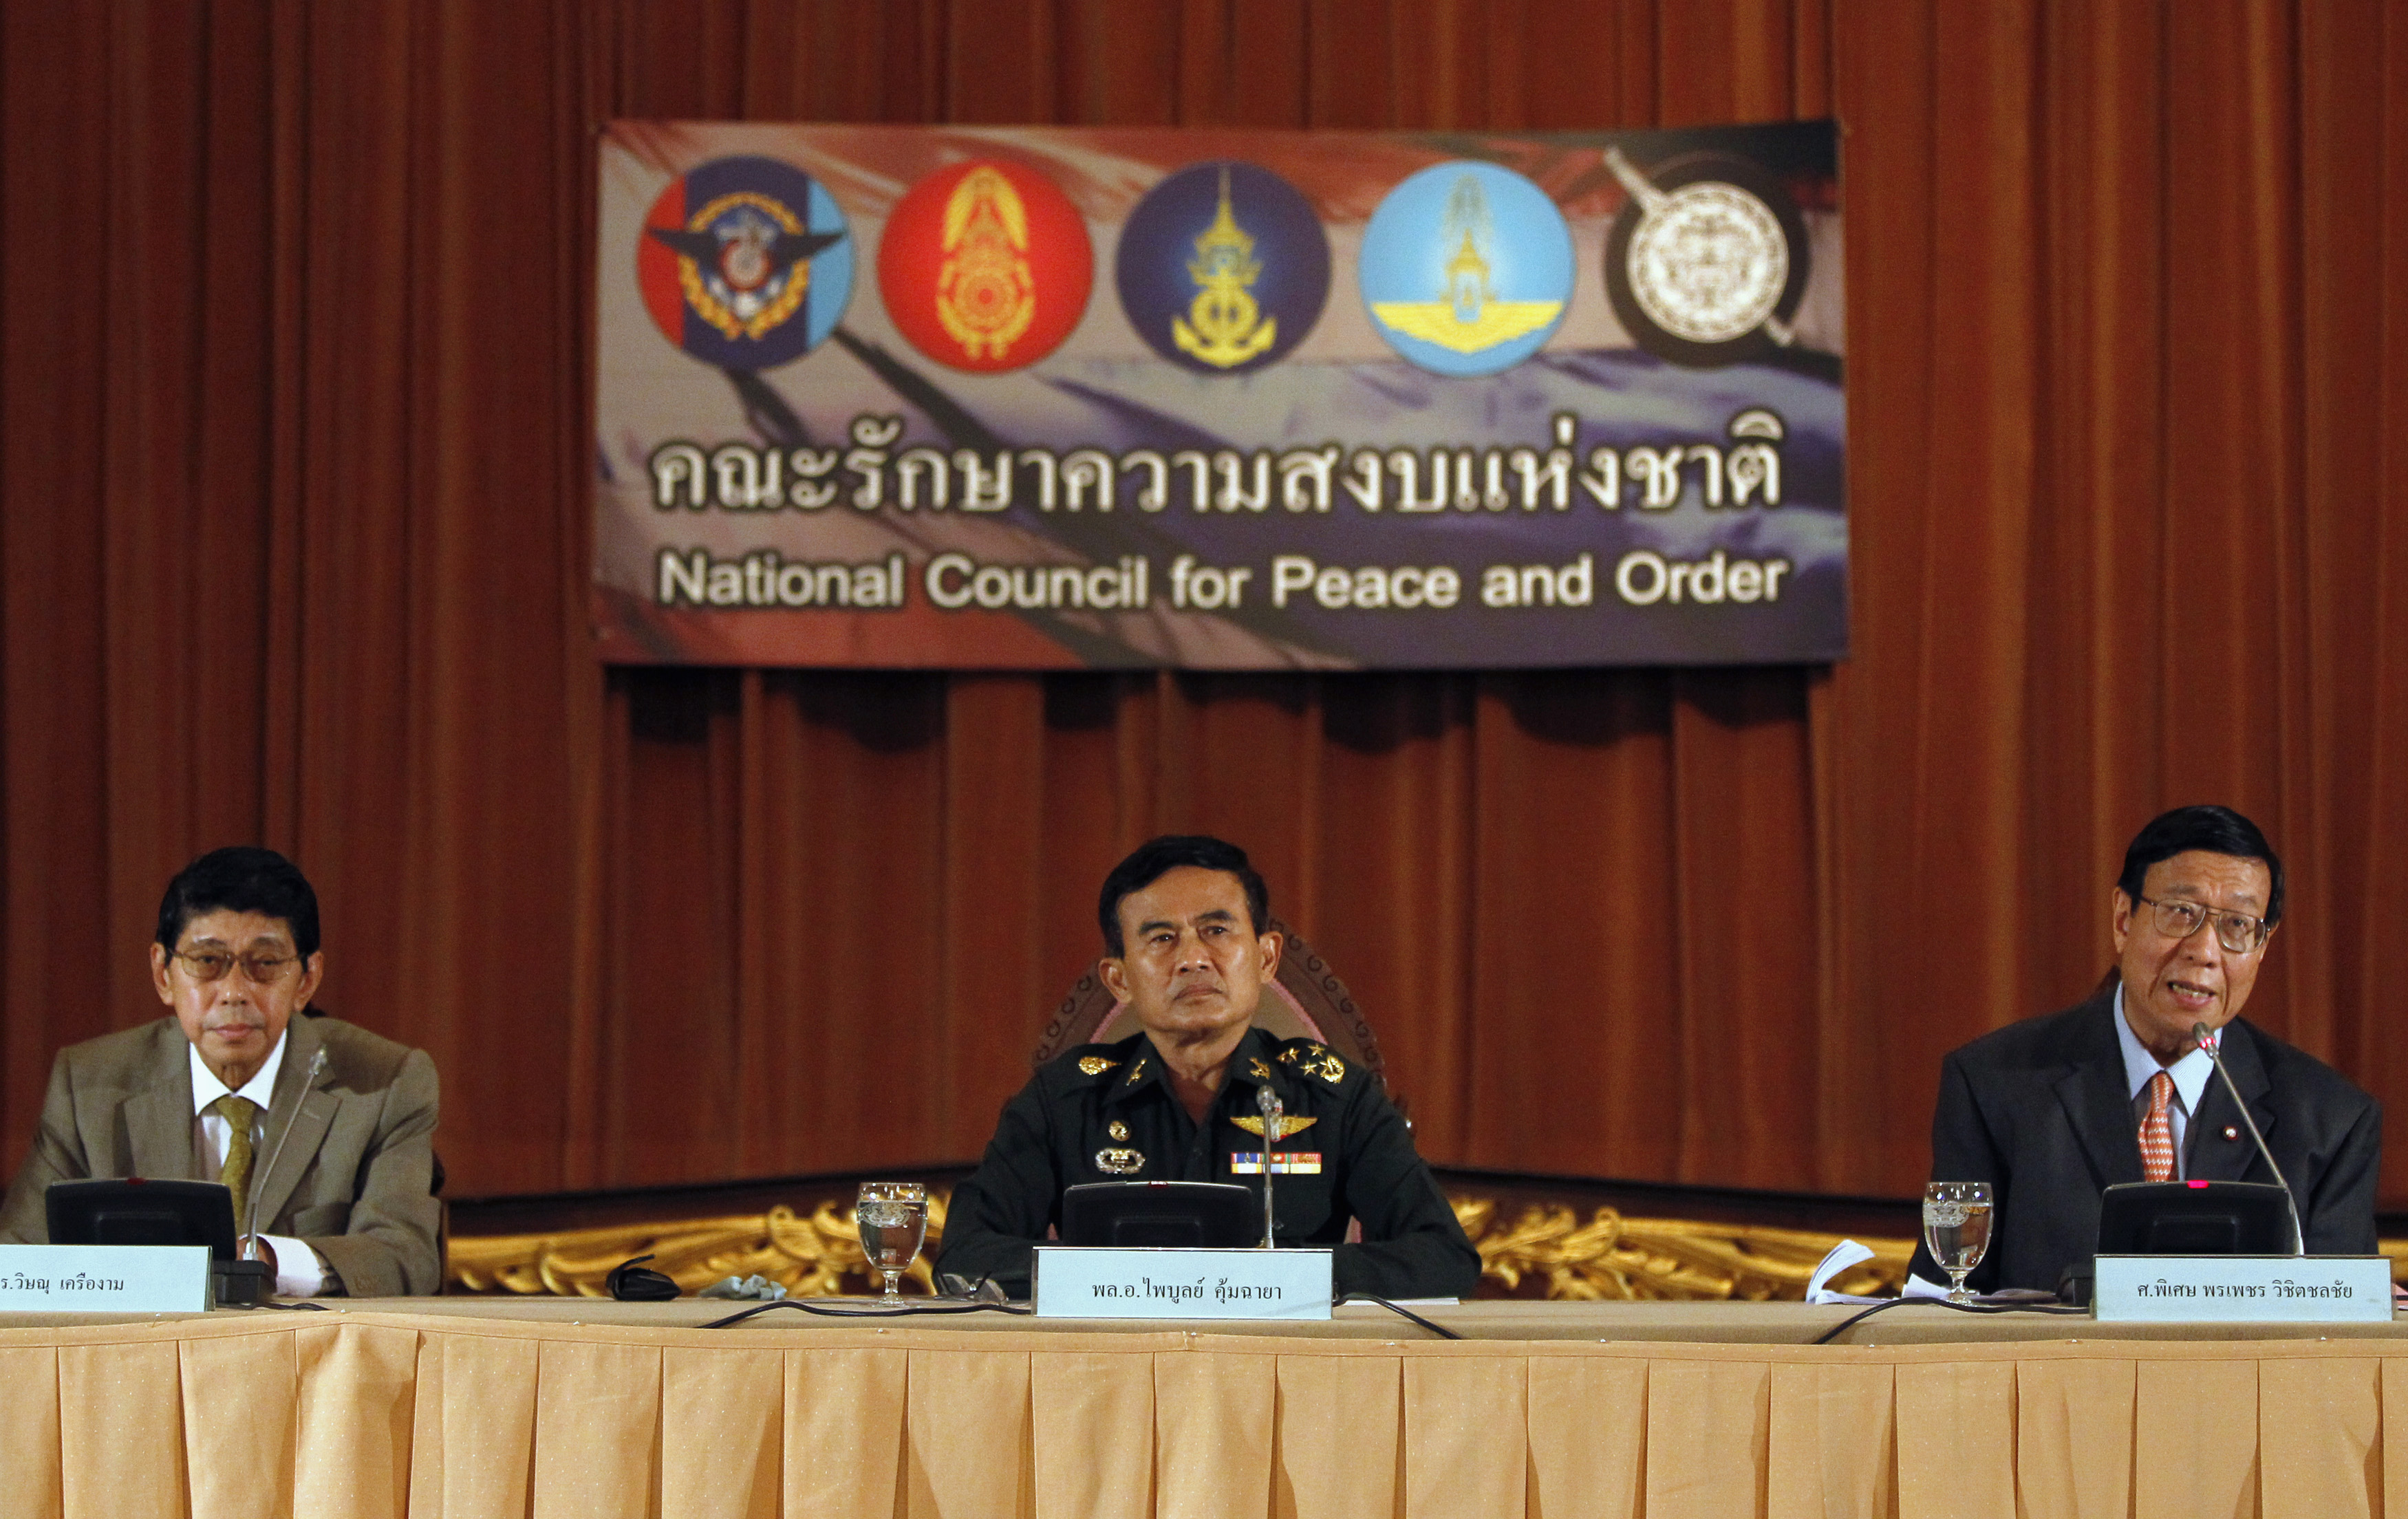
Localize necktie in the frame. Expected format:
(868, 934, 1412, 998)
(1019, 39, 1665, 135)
(2138, 1070, 2176, 1183)
(213, 1095, 259, 1232)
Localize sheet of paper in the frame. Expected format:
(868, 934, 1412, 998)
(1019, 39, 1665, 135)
(1805, 1238, 1883, 1304)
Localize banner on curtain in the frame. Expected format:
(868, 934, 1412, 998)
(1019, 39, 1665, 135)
(594, 121, 1845, 669)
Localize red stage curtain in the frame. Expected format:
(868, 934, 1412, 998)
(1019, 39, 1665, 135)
(3, 1, 2405, 1204)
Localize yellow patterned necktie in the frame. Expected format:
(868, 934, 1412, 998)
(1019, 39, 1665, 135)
(213, 1095, 259, 1231)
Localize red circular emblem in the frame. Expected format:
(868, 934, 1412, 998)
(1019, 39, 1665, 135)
(877, 159, 1093, 372)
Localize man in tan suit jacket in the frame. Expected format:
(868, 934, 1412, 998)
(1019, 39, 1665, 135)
(0, 848, 440, 1297)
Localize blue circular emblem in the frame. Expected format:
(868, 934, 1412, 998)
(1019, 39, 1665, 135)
(1115, 161, 1329, 376)
(1359, 161, 1573, 376)
(637, 155, 853, 371)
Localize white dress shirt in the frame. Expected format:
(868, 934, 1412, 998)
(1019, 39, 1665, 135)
(2113, 984, 2216, 1179)
(190, 1037, 326, 1296)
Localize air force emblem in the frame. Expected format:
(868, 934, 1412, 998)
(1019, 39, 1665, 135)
(636, 155, 852, 371)
(1359, 160, 1572, 377)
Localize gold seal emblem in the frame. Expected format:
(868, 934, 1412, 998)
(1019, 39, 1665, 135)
(1095, 1147, 1146, 1176)
(1172, 168, 1278, 369)
(1077, 1055, 1121, 1077)
(936, 166, 1036, 362)
(1232, 1114, 1318, 1141)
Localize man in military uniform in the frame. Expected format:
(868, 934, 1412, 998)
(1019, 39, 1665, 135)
(935, 835, 1481, 1300)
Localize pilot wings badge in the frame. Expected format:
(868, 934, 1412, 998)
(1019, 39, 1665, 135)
(1232, 1114, 1318, 1141)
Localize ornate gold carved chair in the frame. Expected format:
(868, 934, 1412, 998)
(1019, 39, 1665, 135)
(1027, 917, 1391, 1095)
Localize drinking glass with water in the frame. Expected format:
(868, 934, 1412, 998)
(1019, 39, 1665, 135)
(855, 1182, 929, 1300)
(1922, 1181, 1994, 1304)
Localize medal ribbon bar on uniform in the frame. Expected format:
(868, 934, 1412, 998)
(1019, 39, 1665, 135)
(1229, 1152, 1322, 1174)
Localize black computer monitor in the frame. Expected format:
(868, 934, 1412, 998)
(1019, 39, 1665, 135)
(1061, 1181, 1257, 1249)
(2096, 1179, 2296, 1256)
(45, 1178, 240, 1260)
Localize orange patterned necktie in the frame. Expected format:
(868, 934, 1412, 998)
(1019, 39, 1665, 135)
(2138, 1070, 2176, 1182)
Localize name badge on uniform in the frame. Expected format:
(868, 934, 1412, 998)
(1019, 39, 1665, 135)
(1230, 1152, 1321, 1174)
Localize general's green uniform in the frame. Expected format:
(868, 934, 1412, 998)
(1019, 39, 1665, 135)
(936, 1026, 1481, 1300)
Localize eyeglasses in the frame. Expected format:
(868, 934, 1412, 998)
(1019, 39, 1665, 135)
(2136, 896, 2272, 955)
(173, 948, 302, 984)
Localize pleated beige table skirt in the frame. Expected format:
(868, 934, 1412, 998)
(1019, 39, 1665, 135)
(3, 1301, 2403, 1518)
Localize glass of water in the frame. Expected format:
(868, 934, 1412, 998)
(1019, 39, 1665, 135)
(1922, 1181, 1995, 1304)
(854, 1182, 929, 1301)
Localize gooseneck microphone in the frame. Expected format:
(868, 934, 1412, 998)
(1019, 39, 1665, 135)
(2192, 1022, 2305, 1256)
(244, 1046, 329, 1260)
(1256, 1084, 1282, 1249)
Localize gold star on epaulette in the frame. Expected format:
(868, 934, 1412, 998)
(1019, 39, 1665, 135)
(1232, 1114, 1318, 1141)
(1077, 1055, 1120, 1077)
(1278, 1042, 1346, 1084)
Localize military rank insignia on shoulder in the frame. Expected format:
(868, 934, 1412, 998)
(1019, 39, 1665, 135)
(1075, 1053, 1121, 1077)
(1276, 1040, 1347, 1085)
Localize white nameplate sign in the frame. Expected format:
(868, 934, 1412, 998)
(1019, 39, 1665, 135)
(0, 1245, 212, 1313)
(2094, 1255, 2394, 1323)
(1033, 1246, 1334, 1320)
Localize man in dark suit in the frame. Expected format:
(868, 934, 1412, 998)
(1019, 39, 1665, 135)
(0, 847, 441, 1296)
(1912, 805, 2380, 1293)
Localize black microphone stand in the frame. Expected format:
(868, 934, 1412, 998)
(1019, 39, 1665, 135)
(2192, 1022, 2305, 1256)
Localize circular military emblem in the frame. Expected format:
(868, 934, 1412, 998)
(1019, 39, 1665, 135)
(877, 159, 1093, 372)
(1115, 161, 1329, 377)
(636, 155, 852, 371)
(1602, 147, 1809, 367)
(1359, 161, 1574, 378)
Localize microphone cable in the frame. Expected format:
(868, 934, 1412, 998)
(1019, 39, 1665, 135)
(1335, 1293, 1462, 1339)
(705, 1292, 1463, 1336)
(700, 1297, 1033, 1328)
(1808, 1296, 2086, 1345)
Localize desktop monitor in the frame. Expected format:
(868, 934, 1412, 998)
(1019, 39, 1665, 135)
(45, 1178, 241, 1259)
(2096, 1179, 2296, 1256)
(1060, 1181, 1256, 1249)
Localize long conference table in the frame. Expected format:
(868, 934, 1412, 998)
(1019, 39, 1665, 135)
(3, 1296, 2404, 1518)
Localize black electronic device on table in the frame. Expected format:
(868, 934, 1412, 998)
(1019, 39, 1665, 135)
(2095, 1179, 2297, 1257)
(43, 1178, 272, 1306)
(1060, 1181, 1256, 1249)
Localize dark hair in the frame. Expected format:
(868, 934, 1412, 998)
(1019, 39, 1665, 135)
(155, 846, 322, 960)
(2116, 805, 2284, 926)
(1097, 834, 1269, 956)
